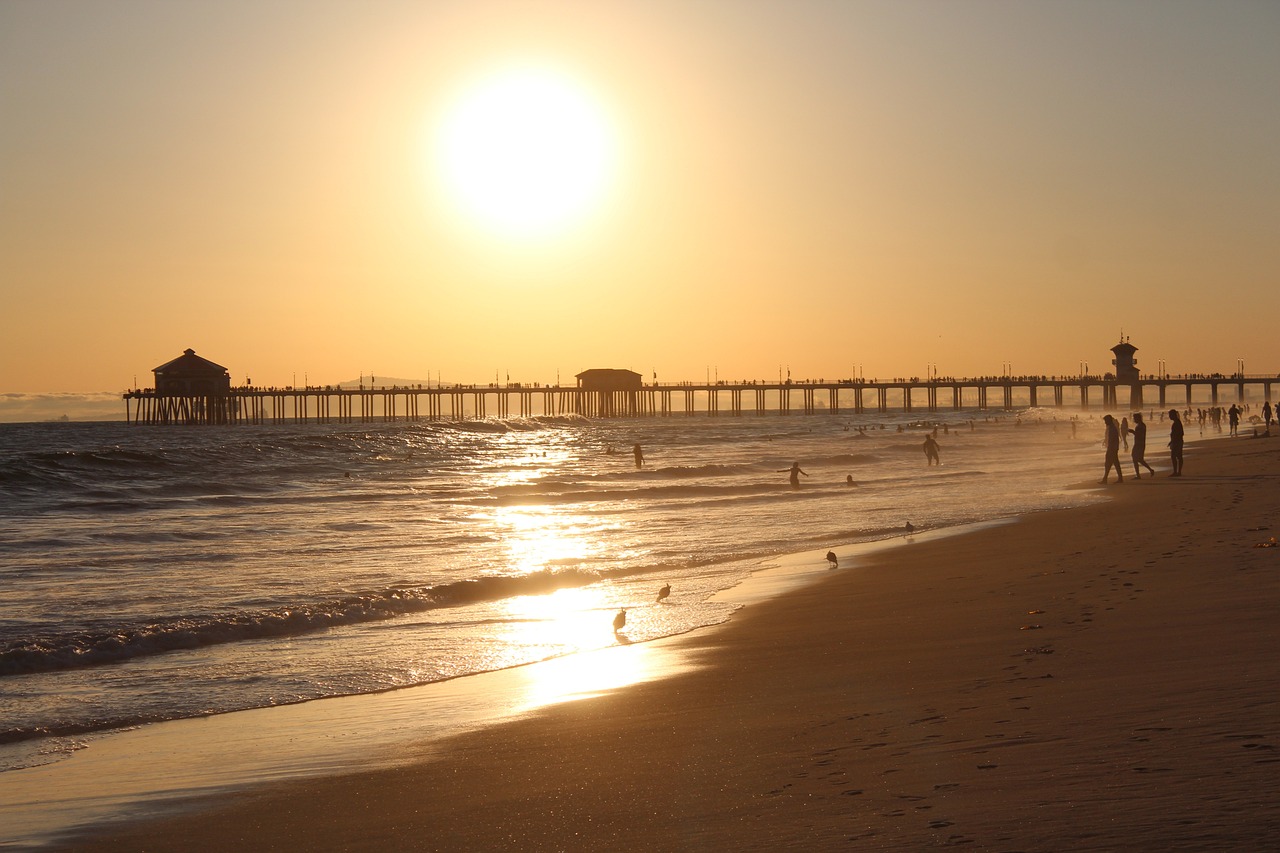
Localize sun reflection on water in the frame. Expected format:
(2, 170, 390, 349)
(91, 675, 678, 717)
(493, 506, 602, 574)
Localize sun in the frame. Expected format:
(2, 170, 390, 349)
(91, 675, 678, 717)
(433, 65, 618, 240)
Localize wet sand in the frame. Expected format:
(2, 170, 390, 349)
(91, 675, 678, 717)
(57, 436, 1280, 851)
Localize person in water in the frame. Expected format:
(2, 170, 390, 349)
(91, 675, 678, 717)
(779, 461, 809, 487)
(922, 434, 941, 466)
(633, 443, 644, 468)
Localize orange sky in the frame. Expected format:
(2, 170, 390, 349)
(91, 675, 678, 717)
(2, 0, 1278, 395)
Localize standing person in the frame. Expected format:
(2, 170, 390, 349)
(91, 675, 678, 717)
(922, 434, 941, 466)
(779, 461, 809, 488)
(1130, 412, 1156, 479)
(1263, 401, 1273, 429)
(632, 443, 644, 468)
(1101, 414, 1124, 484)
(1228, 404, 1241, 436)
(1168, 409, 1184, 476)
(1120, 416, 1131, 451)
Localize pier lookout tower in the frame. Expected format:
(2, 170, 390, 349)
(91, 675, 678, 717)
(1111, 336, 1140, 408)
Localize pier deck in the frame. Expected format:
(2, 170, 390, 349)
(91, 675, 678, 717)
(123, 375, 1277, 425)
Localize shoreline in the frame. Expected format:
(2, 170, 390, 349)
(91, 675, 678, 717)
(26, 436, 1280, 850)
(0, 519, 995, 849)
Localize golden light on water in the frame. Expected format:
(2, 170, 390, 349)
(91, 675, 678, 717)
(492, 506, 603, 573)
(498, 587, 655, 710)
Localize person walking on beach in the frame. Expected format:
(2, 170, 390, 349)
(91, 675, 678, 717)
(633, 443, 644, 468)
(922, 434, 941, 466)
(1130, 412, 1156, 479)
(779, 461, 809, 488)
(1168, 409, 1184, 476)
(1120, 416, 1131, 451)
(1101, 414, 1124, 484)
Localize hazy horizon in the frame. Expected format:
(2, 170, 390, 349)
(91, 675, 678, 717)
(3, 0, 1278, 396)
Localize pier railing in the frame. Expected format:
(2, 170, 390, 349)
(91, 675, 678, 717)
(122, 374, 1279, 425)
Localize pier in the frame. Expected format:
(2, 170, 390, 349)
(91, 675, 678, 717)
(123, 374, 1278, 425)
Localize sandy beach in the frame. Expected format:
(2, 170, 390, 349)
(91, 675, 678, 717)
(51, 435, 1280, 851)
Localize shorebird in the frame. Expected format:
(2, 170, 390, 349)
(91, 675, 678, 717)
(613, 608, 627, 632)
(657, 583, 671, 603)
(904, 521, 915, 536)
(826, 551, 838, 568)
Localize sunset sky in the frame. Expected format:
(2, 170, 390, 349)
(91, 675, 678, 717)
(3, 0, 1278, 400)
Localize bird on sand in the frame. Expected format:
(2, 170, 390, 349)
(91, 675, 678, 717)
(904, 521, 915, 536)
(825, 551, 838, 568)
(657, 583, 671, 603)
(613, 608, 627, 632)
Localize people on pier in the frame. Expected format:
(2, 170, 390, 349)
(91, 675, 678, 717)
(1168, 409, 1184, 476)
(1100, 414, 1123, 484)
(780, 461, 809, 488)
(1130, 412, 1156, 479)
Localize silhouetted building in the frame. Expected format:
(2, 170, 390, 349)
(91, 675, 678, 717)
(153, 348, 231, 396)
(575, 368, 643, 391)
(1111, 337, 1139, 384)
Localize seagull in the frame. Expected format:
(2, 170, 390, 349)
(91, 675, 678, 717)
(825, 551, 838, 568)
(657, 583, 671, 603)
(613, 608, 627, 632)
(904, 521, 915, 536)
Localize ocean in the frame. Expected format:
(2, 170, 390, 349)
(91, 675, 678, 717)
(1, 410, 1107, 779)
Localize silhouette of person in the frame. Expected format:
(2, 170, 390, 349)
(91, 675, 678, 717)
(1130, 412, 1156, 478)
(633, 443, 644, 468)
(922, 434, 941, 466)
(1227, 404, 1240, 436)
(1263, 401, 1273, 428)
(1168, 409, 1184, 476)
(1101, 414, 1124, 484)
(846, 474, 855, 486)
(1120, 417, 1130, 451)
(779, 461, 808, 487)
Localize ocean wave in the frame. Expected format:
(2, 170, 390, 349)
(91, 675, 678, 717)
(0, 567, 604, 678)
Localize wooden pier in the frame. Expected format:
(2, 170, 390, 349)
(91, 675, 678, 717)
(123, 374, 1278, 425)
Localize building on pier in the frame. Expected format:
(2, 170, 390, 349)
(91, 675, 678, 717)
(153, 348, 231, 396)
(575, 368, 643, 417)
(574, 368, 643, 391)
(1111, 337, 1140, 408)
